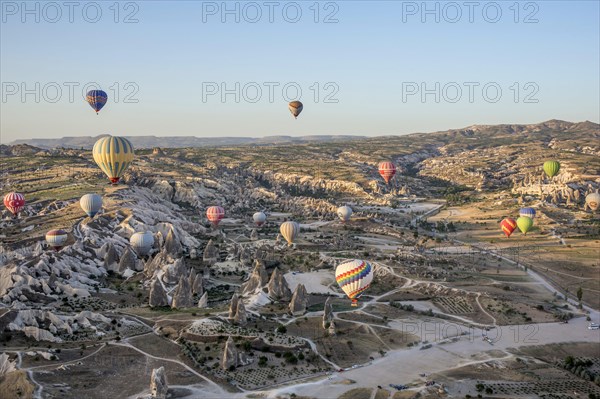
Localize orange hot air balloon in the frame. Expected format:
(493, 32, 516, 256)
(378, 162, 396, 184)
(206, 206, 225, 226)
(500, 218, 517, 238)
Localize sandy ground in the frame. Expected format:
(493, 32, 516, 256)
(285, 270, 337, 294)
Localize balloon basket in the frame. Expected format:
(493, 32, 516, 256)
(351, 300, 358, 307)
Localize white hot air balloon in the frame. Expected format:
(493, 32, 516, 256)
(337, 206, 353, 223)
(46, 229, 69, 252)
(586, 192, 600, 211)
(80, 193, 103, 218)
(335, 259, 374, 306)
(280, 221, 300, 246)
(253, 212, 267, 226)
(130, 231, 154, 257)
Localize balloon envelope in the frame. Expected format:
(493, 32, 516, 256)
(378, 162, 396, 184)
(80, 194, 102, 218)
(253, 212, 267, 226)
(86, 90, 108, 114)
(337, 206, 353, 223)
(516, 216, 533, 235)
(46, 229, 68, 251)
(130, 232, 154, 256)
(500, 218, 517, 237)
(335, 259, 374, 306)
(519, 207, 536, 219)
(93, 136, 135, 184)
(207, 206, 225, 226)
(586, 193, 600, 211)
(280, 221, 300, 246)
(4, 192, 25, 215)
(288, 101, 303, 119)
(543, 161, 560, 178)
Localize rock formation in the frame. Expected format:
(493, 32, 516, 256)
(189, 271, 203, 296)
(104, 243, 119, 272)
(197, 292, 208, 308)
(250, 229, 258, 241)
(228, 293, 239, 319)
(221, 336, 249, 370)
(162, 258, 186, 285)
(289, 283, 308, 315)
(118, 246, 138, 273)
(149, 278, 169, 307)
(240, 260, 269, 295)
(164, 228, 182, 257)
(233, 301, 247, 325)
(203, 239, 218, 264)
(171, 275, 194, 309)
(267, 267, 292, 301)
(150, 366, 168, 398)
(323, 296, 334, 329)
(328, 319, 337, 335)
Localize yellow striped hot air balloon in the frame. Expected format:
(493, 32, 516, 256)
(335, 259, 374, 306)
(93, 136, 135, 185)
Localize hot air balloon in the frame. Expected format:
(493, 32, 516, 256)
(80, 194, 102, 218)
(519, 207, 536, 219)
(253, 212, 267, 226)
(378, 162, 396, 184)
(288, 101, 303, 119)
(280, 221, 300, 246)
(86, 90, 108, 114)
(3, 192, 25, 216)
(516, 216, 533, 235)
(93, 136, 135, 184)
(130, 231, 154, 257)
(337, 206, 353, 223)
(586, 192, 600, 211)
(543, 161, 560, 178)
(500, 218, 517, 238)
(207, 206, 225, 226)
(46, 229, 68, 251)
(335, 259, 374, 306)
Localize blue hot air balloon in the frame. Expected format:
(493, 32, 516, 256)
(86, 90, 108, 114)
(519, 207, 536, 219)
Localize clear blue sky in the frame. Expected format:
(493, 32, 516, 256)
(1, 1, 598, 143)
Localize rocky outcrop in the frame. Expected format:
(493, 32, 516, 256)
(289, 284, 308, 315)
(118, 246, 138, 273)
(240, 260, 269, 296)
(197, 292, 208, 308)
(221, 336, 249, 370)
(164, 228, 182, 257)
(250, 229, 258, 241)
(150, 366, 168, 399)
(171, 275, 194, 309)
(203, 239, 218, 264)
(189, 271, 203, 296)
(149, 279, 169, 308)
(233, 301, 247, 325)
(327, 319, 337, 336)
(228, 294, 239, 319)
(267, 268, 292, 301)
(104, 243, 119, 272)
(162, 258, 186, 285)
(0, 353, 16, 377)
(323, 296, 334, 329)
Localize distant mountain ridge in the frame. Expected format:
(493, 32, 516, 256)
(7, 120, 599, 150)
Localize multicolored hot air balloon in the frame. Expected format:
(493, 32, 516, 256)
(378, 162, 396, 184)
(3, 192, 25, 216)
(500, 218, 517, 238)
(280, 221, 300, 246)
(288, 101, 303, 119)
(586, 192, 600, 211)
(516, 216, 533, 235)
(93, 136, 135, 185)
(543, 161, 560, 178)
(337, 206, 353, 223)
(335, 259, 374, 306)
(86, 90, 108, 114)
(519, 207, 536, 219)
(206, 206, 225, 226)
(130, 231, 154, 257)
(46, 229, 68, 251)
(253, 212, 267, 226)
(80, 194, 102, 218)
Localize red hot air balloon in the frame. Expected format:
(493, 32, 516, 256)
(378, 162, 396, 184)
(4, 192, 25, 216)
(500, 218, 517, 238)
(206, 206, 225, 226)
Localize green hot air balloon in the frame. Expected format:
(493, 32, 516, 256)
(543, 161, 560, 178)
(516, 216, 533, 235)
